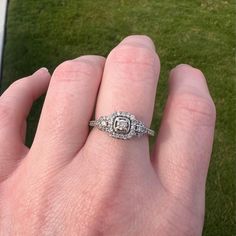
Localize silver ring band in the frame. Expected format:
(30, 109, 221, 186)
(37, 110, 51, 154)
(89, 111, 155, 140)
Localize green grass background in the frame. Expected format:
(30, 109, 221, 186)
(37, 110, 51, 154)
(1, 0, 235, 235)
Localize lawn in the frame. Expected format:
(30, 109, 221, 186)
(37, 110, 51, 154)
(1, 0, 235, 235)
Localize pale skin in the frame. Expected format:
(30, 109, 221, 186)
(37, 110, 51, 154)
(0, 35, 216, 235)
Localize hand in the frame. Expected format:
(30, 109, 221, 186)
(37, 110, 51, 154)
(0, 35, 216, 235)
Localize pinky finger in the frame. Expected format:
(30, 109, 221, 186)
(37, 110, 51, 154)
(0, 68, 50, 180)
(152, 64, 216, 209)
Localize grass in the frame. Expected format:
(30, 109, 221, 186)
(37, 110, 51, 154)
(1, 0, 235, 235)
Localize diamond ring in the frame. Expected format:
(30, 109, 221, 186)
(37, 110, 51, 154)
(89, 111, 155, 140)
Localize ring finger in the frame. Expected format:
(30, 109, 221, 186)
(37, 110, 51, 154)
(84, 35, 160, 169)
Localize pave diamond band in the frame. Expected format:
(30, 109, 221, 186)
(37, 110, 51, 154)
(89, 111, 155, 140)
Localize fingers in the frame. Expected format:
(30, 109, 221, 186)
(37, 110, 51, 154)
(31, 56, 105, 163)
(0, 68, 50, 180)
(152, 65, 216, 205)
(96, 35, 159, 125)
(0, 68, 50, 142)
(85, 35, 160, 166)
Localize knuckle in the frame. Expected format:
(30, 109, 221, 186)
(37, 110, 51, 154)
(0, 79, 29, 125)
(172, 93, 216, 127)
(53, 59, 97, 82)
(0, 102, 12, 125)
(171, 64, 205, 79)
(123, 34, 154, 45)
(108, 43, 159, 69)
(187, 66, 205, 79)
(172, 64, 192, 72)
(136, 34, 154, 43)
(191, 67, 204, 77)
(8, 78, 27, 90)
(5, 78, 33, 100)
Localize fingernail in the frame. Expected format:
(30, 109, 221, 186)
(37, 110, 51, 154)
(33, 67, 49, 75)
(40, 67, 49, 72)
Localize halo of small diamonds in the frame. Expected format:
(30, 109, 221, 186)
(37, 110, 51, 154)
(89, 111, 154, 140)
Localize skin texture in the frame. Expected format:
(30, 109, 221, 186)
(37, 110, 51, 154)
(0, 35, 216, 236)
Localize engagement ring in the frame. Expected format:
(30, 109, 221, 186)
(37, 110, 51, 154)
(89, 111, 155, 140)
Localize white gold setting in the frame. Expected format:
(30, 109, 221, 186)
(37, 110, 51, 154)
(89, 111, 155, 140)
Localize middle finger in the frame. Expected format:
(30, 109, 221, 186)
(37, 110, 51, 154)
(31, 56, 105, 164)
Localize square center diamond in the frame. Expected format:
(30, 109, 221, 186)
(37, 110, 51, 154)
(113, 116, 131, 134)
